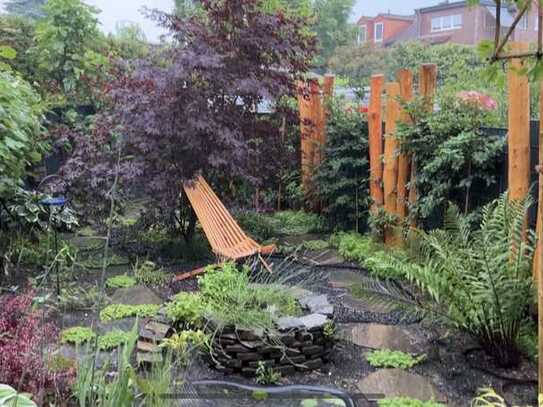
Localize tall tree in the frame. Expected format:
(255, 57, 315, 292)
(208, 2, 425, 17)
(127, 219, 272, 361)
(57, 0, 316, 236)
(312, 0, 356, 66)
(4, 0, 46, 19)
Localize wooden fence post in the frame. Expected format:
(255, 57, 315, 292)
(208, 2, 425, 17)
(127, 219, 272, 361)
(369, 74, 385, 215)
(409, 64, 437, 227)
(397, 69, 413, 232)
(507, 42, 531, 203)
(384, 82, 401, 246)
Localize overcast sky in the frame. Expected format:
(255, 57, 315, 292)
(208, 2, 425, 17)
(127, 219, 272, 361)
(0, 0, 438, 41)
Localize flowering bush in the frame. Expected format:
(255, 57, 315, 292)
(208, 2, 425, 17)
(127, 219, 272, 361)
(0, 290, 74, 403)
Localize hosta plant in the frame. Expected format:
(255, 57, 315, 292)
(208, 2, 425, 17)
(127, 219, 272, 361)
(357, 194, 534, 367)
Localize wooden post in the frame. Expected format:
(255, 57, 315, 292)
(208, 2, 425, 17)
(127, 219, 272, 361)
(409, 64, 437, 227)
(507, 42, 531, 204)
(298, 79, 317, 207)
(384, 82, 401, 246)
(369, 74, 385, 214)
(537, 81, 543, 396)
(396, 69, 413, 227)
(323, 74, 335, 99)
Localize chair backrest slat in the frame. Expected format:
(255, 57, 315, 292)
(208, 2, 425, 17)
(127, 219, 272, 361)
(183, 176, 260, 259)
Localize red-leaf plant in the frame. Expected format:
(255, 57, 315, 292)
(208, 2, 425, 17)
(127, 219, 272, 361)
(0, 289, 74, 404)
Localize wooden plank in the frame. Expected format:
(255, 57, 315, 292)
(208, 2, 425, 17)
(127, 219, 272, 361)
(383, 82, 401, 247)
(369, 74, 385, 216)
(298, 79, 319, 205)
(507, 42, 531, 203)
(137, 340, 162, 353)
(145, 321, 171, 336)
(396, 69, 413, 227)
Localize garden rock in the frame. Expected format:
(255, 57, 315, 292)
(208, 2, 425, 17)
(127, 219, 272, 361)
(110, 286, 164, 305)
(57, 344, 114, 370)
(299, 313, 328, 330)
(357, 369, 446, 401)
(299, 294, 331, 313)
(97, 317, 140, 335)
(344, 323, 425, 354)
(277, 316, 305, 331)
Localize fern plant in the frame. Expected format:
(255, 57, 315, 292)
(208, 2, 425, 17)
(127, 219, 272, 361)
(356, 194, 534, 367)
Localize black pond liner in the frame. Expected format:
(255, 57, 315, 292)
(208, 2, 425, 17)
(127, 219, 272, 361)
(250, 253, 421, 326)
(169, 380, 361, 407)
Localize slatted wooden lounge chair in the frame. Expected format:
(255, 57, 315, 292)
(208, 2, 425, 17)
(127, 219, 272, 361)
(174, 176, 275, 281)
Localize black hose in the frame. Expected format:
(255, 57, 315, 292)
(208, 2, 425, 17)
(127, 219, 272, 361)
(191, 380, 360, 407)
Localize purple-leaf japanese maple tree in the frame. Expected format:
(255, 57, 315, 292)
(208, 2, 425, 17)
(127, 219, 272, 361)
(58, 0, 315, 237)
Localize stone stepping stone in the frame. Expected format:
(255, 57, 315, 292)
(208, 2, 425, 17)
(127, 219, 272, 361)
(357, 369, 446, 402)
(299, 294, 334, 316)
(328, 269, 368, 289)
(111, 286, 164, 305)
(341, 323, 425, 354)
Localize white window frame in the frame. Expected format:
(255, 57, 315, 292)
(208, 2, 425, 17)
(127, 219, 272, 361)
(431, 14, 463, 32)
(519, 13, 528, 30)
(374, 22, 384, 42)
(358, 25, 367, 44)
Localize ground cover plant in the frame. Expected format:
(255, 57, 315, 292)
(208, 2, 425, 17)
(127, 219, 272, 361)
(60, 326, 96, 345)
(105, 274, 136, 289)
(99, 304, 160, 322)
(366, 349, 426, 369)
(133, 259, 169, 286)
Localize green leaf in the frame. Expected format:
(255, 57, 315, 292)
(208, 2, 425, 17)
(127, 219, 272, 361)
(0, 46, 17, 60)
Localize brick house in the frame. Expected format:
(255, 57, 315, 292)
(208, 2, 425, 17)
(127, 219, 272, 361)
(357, 0, 540, 47)
(356, 13, 415, 45)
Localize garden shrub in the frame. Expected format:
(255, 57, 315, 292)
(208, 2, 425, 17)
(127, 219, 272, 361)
(359, 195, 534, 367)
(0, 70, 46, 198)
(133, 260, 170, 286)
(366, 349, 426, 369)
(60, 326, 96, 345)
(0, 290, 74, 403)
(105, 274, 136, 289)
(315, 98, 369, 231)
(165, 292, 206, 327)
(99, 304, 160, 322)
(235, 211, 278, 241)
(396, 94, 504, 225)
(272, 211, 325, 235)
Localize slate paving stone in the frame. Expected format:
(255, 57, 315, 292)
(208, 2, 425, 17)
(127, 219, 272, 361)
(341, 323, 425, 354)
(110, 286, 164, 305)
(357, 369, 446, 402)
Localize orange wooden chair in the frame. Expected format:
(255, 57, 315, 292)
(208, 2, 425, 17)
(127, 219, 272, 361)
(175, 176, 275, 281)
